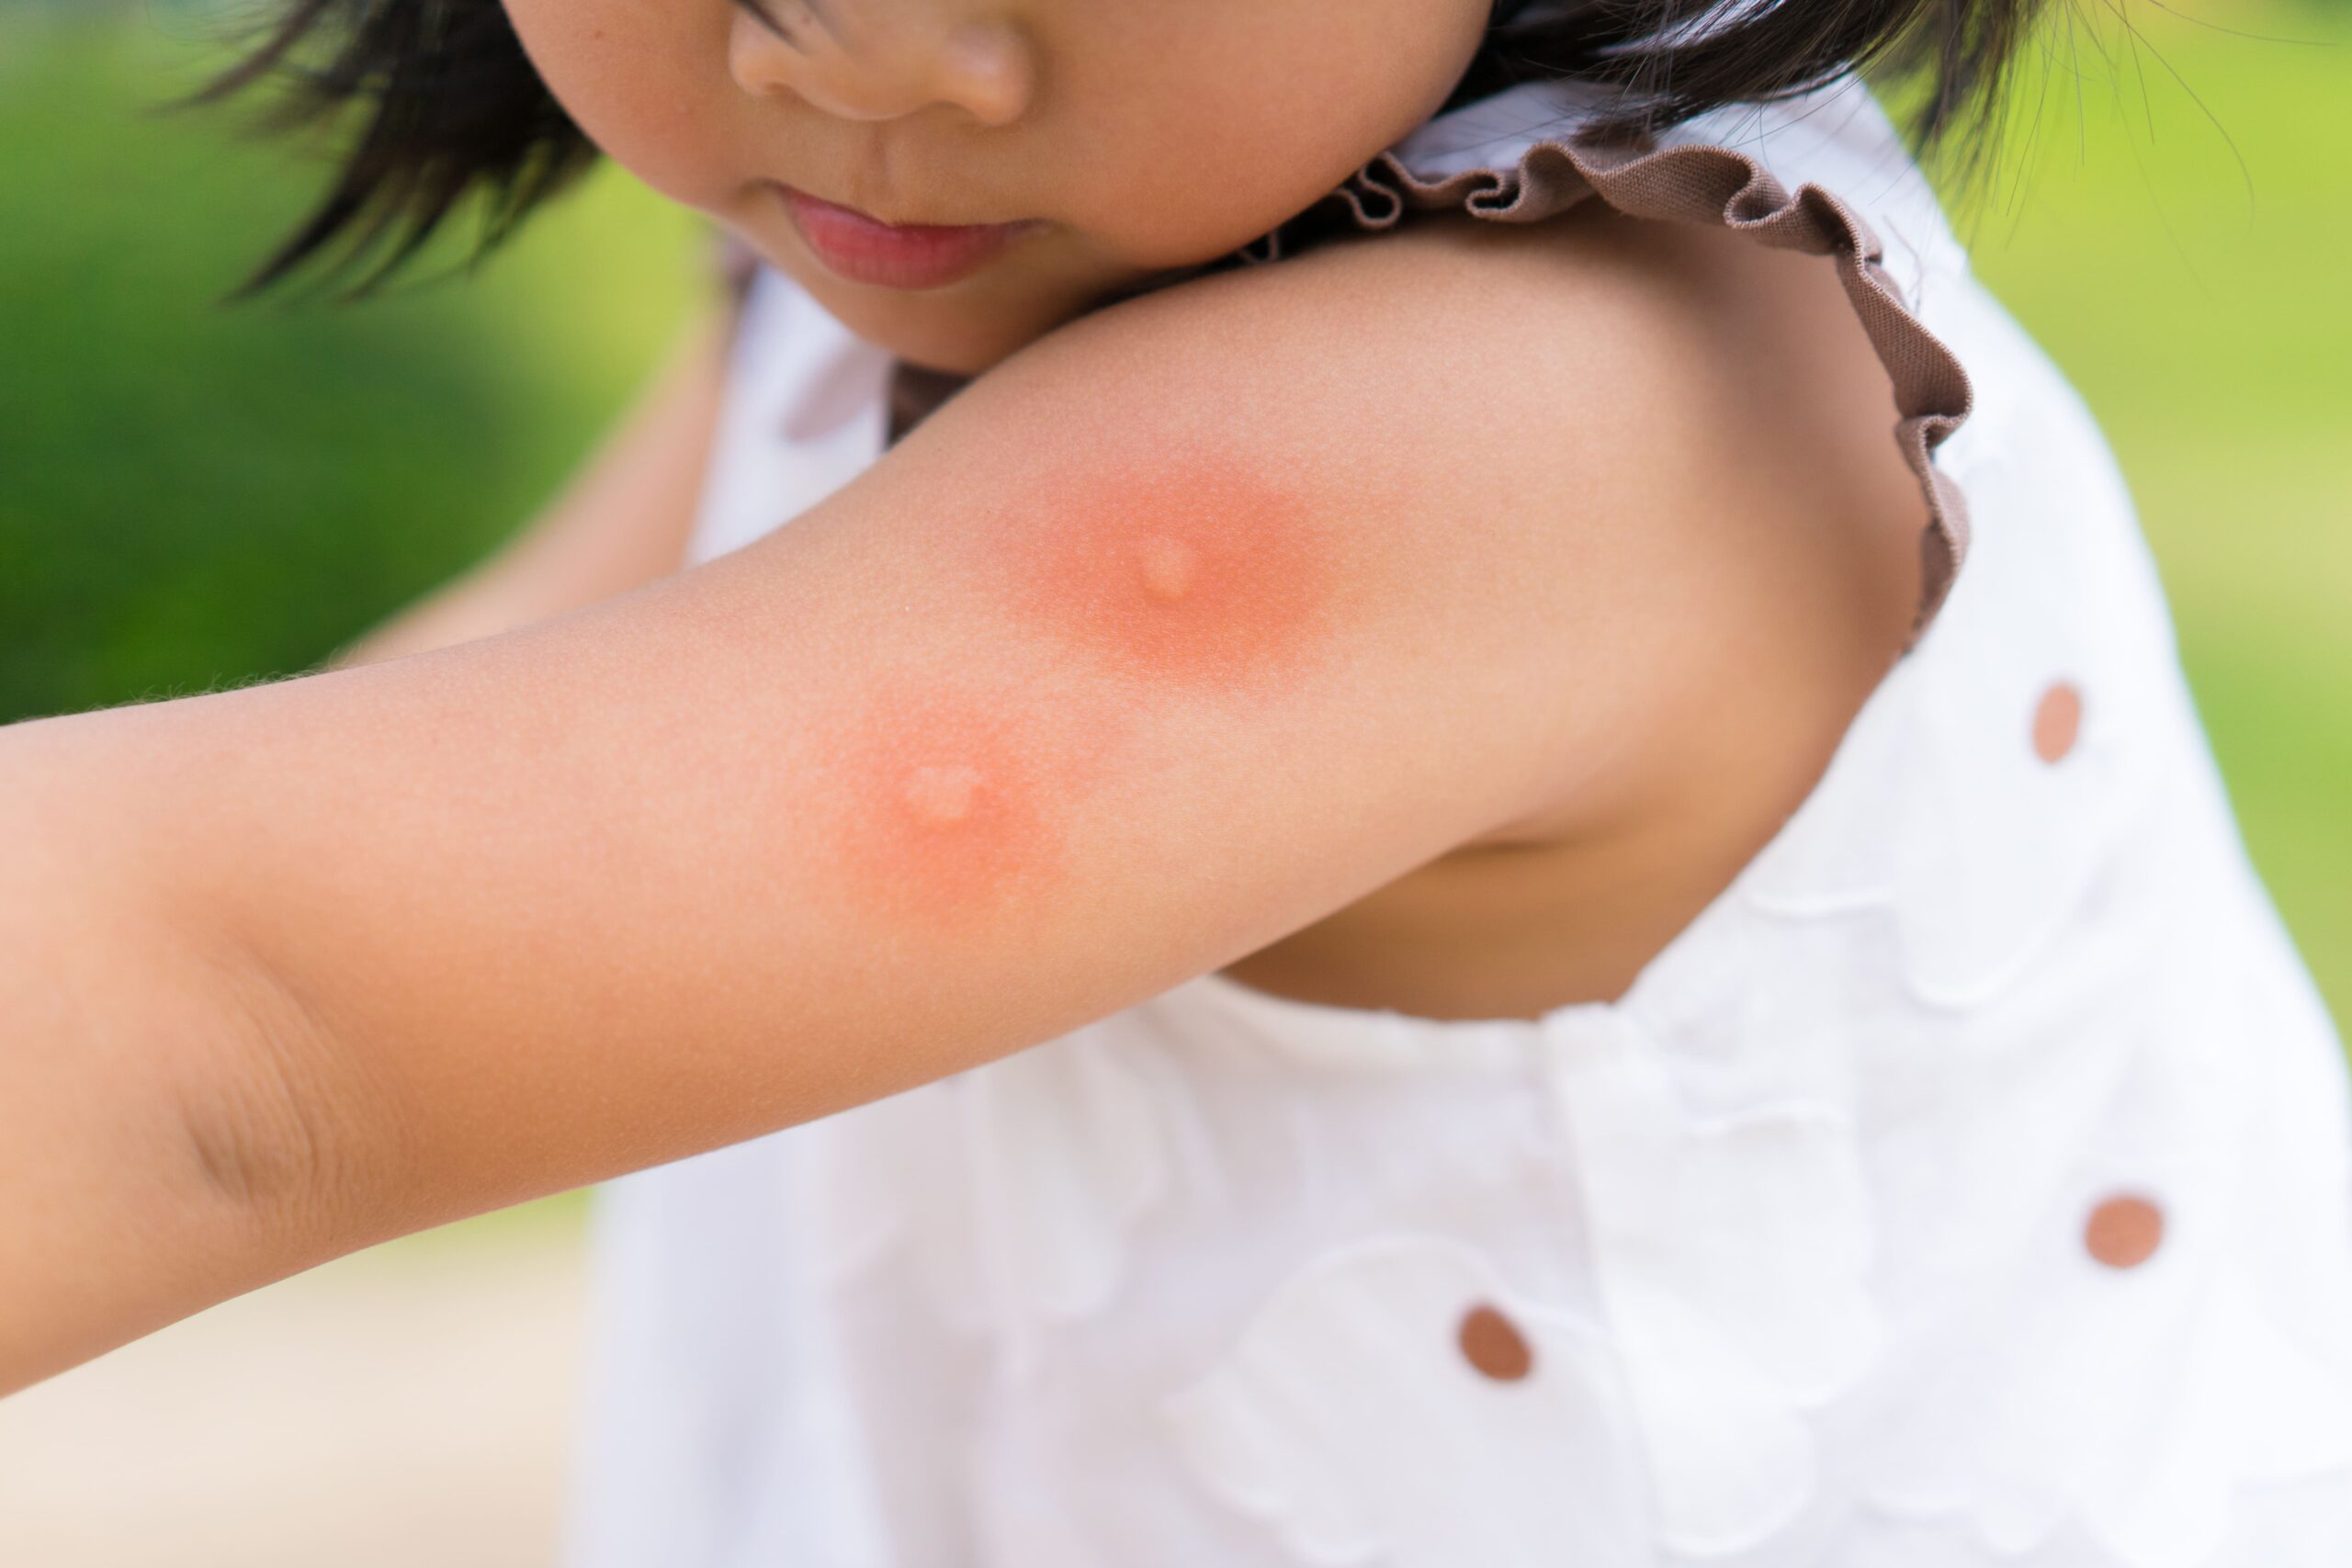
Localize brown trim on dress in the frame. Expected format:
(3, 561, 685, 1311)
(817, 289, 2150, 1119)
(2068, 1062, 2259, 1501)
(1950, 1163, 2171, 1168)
(1333, 135, 1975, 643)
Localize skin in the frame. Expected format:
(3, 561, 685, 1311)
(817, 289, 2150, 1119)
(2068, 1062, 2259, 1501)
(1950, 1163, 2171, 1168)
(820, 673, 1111, 935)
(985, 449, 1345, 698)
(0, 0, 1929, 1392)
(498, 0, 1490, 369)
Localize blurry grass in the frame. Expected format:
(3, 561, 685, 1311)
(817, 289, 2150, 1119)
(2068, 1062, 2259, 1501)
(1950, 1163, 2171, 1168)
(0, 14, 705, 720)
(0, 13, 706, 1245)
(1947, 0, 2352, 1022)
(0, 0, 2345, 1053)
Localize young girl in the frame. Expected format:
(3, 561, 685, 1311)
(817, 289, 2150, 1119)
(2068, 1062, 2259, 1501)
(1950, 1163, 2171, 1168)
(7, 0, 2350, 1562)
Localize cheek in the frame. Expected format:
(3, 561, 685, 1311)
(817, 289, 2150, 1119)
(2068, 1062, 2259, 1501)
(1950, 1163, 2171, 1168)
(1053, 0, 1489, 264)
(499, 0, 736, 209)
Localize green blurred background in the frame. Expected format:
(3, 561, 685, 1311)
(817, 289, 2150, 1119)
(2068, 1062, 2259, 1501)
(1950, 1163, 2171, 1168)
(0, 4, 2345, 1562)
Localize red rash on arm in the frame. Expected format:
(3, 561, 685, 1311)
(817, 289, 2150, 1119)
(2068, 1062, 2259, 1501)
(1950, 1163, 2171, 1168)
(817, 680, 1119, 936)
(993, 452, 1340, 696)
(820, 453, 1334, 933)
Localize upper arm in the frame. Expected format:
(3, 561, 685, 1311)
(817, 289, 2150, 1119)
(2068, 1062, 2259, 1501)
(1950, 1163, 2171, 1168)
(123, 213, 1898, 1249)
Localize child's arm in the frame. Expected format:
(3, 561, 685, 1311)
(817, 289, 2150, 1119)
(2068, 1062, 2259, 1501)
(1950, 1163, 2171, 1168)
(329, 299, 735, 669)
(0, 217, 1917, 1394)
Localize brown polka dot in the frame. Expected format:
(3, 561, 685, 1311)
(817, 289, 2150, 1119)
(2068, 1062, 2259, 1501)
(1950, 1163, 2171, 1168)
(2085, 1194, 2165, 1269)
(2033, 682, 2084, 763)
(1457, 1303, 1534, 1382)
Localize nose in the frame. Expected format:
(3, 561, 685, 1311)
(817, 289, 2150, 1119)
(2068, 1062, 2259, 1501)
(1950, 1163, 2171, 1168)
(729, 2, 1035, 129)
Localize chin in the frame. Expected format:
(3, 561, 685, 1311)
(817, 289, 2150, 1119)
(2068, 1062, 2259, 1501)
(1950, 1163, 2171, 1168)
(780, 259, 1102, 377)
(843, 306, 1048, 378)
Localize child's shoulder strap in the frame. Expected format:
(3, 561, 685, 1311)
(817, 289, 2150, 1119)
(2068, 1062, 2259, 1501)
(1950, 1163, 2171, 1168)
(1306, 79, 1975, 645)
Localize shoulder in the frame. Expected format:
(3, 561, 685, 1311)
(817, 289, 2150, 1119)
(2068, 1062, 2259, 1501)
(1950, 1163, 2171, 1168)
(990, 201, 1929, 646)
(939, 206, 1931, 833)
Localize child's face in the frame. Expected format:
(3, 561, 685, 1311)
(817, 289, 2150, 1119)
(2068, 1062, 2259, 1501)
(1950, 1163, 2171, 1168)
(502, 0, 1493, 370)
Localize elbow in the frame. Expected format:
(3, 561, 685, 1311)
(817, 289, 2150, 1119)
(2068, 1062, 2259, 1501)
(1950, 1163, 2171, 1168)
(0, 719, 401, 1377)
(164, 946, 391, 1257)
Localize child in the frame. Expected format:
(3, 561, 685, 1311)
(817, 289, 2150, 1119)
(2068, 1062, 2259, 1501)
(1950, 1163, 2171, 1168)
(7, 0, 2351, 1562)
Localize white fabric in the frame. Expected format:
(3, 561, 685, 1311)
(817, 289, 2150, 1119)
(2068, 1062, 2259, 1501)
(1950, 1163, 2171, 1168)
(560, 78, 2352, 1568)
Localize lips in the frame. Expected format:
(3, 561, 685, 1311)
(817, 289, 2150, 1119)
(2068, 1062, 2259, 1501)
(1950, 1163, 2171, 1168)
(773, 184, 1037, 290)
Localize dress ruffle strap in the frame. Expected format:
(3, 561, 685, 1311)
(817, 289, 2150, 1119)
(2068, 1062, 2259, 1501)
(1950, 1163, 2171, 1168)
(1331, 133, 1976, 643)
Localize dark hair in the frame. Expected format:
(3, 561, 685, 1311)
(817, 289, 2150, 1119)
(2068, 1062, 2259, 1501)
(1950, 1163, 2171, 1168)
(179, 0, 2046, 301)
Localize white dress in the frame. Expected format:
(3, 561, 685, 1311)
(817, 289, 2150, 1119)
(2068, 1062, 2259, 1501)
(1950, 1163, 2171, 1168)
(560, 76, 2352, 1568)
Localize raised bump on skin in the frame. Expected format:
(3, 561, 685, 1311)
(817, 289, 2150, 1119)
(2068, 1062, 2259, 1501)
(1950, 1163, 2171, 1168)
(819, 682, 1126, 937)
(996, 454, 1338, 697)
(901, 761, 984, 827)
(1136, 535, 1200, 603)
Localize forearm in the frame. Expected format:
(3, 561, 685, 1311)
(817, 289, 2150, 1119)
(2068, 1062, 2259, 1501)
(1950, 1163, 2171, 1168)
(0, 711, 353, 1395)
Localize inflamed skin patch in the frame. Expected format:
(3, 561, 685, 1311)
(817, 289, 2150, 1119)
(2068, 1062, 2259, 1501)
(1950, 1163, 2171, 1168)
(987, 451, 1342, 699)
(818, 681, 1098, 935)
(819, 452, 1340, 934)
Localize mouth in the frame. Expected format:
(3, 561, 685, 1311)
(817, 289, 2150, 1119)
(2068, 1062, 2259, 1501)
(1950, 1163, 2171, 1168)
(770, 183, 1040, 291)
